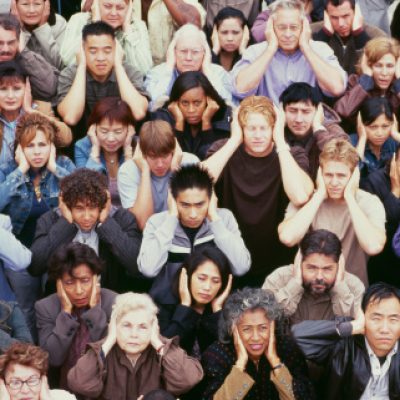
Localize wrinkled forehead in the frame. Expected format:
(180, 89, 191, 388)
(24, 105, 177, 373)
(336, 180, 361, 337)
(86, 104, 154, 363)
(176, 33, 204, 50)
(273, 8, 302, 24)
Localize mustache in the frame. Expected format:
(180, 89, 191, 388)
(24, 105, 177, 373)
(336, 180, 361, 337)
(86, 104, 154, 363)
(0, 52, 13, 57)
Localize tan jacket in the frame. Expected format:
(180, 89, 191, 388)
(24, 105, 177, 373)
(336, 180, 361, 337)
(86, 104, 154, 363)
(262, 264, 365, 319)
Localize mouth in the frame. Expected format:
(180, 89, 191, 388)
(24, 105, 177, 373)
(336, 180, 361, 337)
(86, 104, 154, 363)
(74, 298, 88, 306)
(249, 344, 263, 351)
(198, 293, 211, 301)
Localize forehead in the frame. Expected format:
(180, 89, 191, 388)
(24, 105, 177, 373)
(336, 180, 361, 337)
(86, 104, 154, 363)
(98, 119, 126, 129)
(366, 296, 400, 316)
(193, 260, 221, 278)
(5, 363, 39, 378)
(302, 252, 337, 267)
(374, 53, 396, 64)
(119, 309, 152, 324)
(176, 187, 209, 203)
(274, 8, 302, 24)
(219, 18, 243, 30)
(180, 86, 205, 100)
(84, 34, 114, 48)
(0, 27, 18, 41)
(368, 114, 392, 125)
(73, 200, 100, 209)
(285, 100, 315, 111)
(29, 130, 48, 142)
(63, 264, 94, 280)
(322, 160, 351, 174)
(245, 112, 272, 127)
(176, 33, 203, 49)
(326, 1, 354, 15)
(239, 309, 269, 326)
(101, 0, 128, 5)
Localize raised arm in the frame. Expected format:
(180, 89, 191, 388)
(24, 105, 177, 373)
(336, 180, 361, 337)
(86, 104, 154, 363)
(299, 19, 346, 97)
(278, 169, 326, 247)
(274, 107, 314, 206)
(344, 169, 386, 255)
(162, 0, 202, 27)
(57, 48, 87, 126)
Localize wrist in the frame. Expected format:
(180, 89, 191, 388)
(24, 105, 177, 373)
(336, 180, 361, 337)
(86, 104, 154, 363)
(235, 359, 247, 371)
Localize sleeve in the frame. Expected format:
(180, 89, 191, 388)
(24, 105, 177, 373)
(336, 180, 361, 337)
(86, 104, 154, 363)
(31, 14, 67, 70)
(144, 64, 175, 110)
(262, 267, 304, 316)
(270, 367, 295, 400)
(251, 11, 268, 43)
(334, 74, 370, 119)
(119, 19, 153, 76)
(0, 215, 31, 271)
(117, 160, 141, 209)
(96, 210, 142, 277)
(124, 63, 148, 97)
(74, 139, 105, 172)
(28, 214, 78, 276)
(393, 223, 400, 258)
(161, 339, 204, 395)
(54, 157, 76, 179)
(211, 209, 251, 276)
(56, 66, 75, 105)
(81, 304, 109, 342)
(330, 275, 365, 317)
(137, 213, 179, 277)
(67, 346, 105, 398)
(0, 168, 27, 212)
(17, 49, 58, 100)
(359, 192, 386, 230)
(60, 12, 90, 66)
(36, 302, 81, 367)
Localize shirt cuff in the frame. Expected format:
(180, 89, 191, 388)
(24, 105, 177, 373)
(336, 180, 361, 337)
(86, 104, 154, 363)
(359, 74, 375, 91)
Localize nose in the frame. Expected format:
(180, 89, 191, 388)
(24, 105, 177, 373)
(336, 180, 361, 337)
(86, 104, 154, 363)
(96, 51, 106, 61)
(28, 4, 36, 12)
(185, 51, 193, 61)
(190, 208, 198, 219)
(75, 281, 83, 295)
(188, 103, 195, 113)
(83, 209, 91, 220)
(316, 269, 324, 280)
(294, 111, 303, 122)
(251, 329, 260, 340)
(331, 176, 339, 186)
(20, 381, 31, 393)
(382, 65, 388, 75)
(6, 87, 14, 97)
(203, 279, 211, 291)
(380, 319, 390, 333)
(227, 33, 234, 41)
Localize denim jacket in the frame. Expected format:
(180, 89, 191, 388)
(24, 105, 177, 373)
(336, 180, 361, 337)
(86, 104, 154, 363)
(0, 156, 76, 235)
(74, 136, 125, 174)
(0, 301, 33, 353)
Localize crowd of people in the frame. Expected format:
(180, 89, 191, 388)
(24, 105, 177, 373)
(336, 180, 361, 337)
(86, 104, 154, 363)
(0, 0, 400, 399)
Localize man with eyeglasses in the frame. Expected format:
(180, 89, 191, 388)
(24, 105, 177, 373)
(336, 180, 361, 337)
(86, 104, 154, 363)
(0, 342, 76, 399)
(231, 0, 347, 105)
(145, 23, 232, 110)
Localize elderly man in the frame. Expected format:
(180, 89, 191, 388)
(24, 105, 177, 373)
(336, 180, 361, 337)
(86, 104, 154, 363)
(263, 229, 364, 325)
(145, 23, 232, 110)
(311, 0, 386, 74)
(0, 13, 58, 100)
(231, 0, 347, 105)
(279, 139, 386, 286)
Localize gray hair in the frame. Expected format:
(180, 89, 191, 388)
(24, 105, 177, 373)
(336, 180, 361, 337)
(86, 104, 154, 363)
(269, 0, 305, 17)
(218, 287, 283, 343)
(172, 23, 209, 52)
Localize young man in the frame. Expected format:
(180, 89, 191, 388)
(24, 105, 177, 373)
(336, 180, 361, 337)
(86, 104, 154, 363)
(57, 21, 148, 131)
(202, 95, 314, 285)
(28, 169, 142, 293)
(293, 282, 400, 400)
(231, 0, 347, 105)
(263, 229, 364, 325)
(311, 0, 385, 74)
(35, 242, 116, 389)
(0, 13, 58, 100)
(145, 23, 232, 110)
(138, 164, 250, 304)
(279, 138, 386, 285)
(280, 82, 348, 180)
(118, 120, 199, 231)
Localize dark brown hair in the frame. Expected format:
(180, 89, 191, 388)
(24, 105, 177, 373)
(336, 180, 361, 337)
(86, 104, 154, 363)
(87, 97, 134, 127)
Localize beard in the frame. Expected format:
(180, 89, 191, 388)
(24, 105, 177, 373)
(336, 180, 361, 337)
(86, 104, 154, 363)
(303, 279, 334, 296)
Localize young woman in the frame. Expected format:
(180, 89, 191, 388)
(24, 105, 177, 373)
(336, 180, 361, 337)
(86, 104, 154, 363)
(351, 97, 399, 179)
(210, 7, 248, 72)
(0, 342, 76, 400)
(334, 37, 400, 131)
(153, 71, 231, 160)
(0, 113, 75, 336)
(158, 247, 232, 358)
(201, 287, 315, 400)
(68, 292, 203, 399)
(11, 0, 67, 69)
(0, 61, 71, 170)
(60, 0, 152, 75)
(74, 97, 135, 206)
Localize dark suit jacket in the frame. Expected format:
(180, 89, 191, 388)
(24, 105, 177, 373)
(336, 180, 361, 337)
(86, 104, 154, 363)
(35, 288, 116, 367)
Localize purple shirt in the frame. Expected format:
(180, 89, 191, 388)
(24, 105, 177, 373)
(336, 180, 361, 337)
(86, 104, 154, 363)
(230, 40, 347, 105)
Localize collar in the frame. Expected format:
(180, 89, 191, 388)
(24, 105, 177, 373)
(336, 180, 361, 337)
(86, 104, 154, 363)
(276, 47, 302, 60)
(365, 338, 398, 360)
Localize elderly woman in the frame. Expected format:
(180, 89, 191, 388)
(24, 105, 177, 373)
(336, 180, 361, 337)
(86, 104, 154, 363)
(60, 0, 152, 75)
(67, 292, 203, 399)
(0, 342, 76, 400)
(201, 288, 315, 400)
(334, 37, 400, 132)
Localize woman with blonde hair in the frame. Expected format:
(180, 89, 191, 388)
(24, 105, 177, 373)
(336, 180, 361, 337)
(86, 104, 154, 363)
(68, 292, 203, 399)
(60, 0, 153, 75)
(334, 37, 400, 131)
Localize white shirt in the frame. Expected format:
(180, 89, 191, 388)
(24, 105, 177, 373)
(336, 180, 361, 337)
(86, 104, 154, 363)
(360, 339, 398, 400)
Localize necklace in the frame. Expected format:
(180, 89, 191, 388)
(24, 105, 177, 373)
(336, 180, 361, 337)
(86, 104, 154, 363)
(34, 184, 42, 201)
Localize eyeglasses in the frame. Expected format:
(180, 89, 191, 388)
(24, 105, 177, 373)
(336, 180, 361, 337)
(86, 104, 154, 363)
(6, 376, 41, 391)
(175, 48, 204, 59)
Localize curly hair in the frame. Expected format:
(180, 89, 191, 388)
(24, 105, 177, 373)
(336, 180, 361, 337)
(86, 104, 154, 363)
(60, 168, 108, 209)
(319, 138, 359, 172)
(112, 292, 158, 324)
(218, 287, 283, 343)
(238, 96, 276, 130)
(15, 112, 58, 148)
(0, 343, 48, 378)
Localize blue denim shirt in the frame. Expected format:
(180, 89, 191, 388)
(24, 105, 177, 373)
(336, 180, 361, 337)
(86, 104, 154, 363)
(0, 114, 19, 171)
(0, 156, 76, 235)
(74, 136, 125, 173)
(350, 134, 398, 176)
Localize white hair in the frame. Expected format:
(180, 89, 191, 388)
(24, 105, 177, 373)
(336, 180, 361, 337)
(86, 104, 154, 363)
(172, 23, 209, 51)
(269, 0, 305, 17)
(112, 292, 158, 323)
